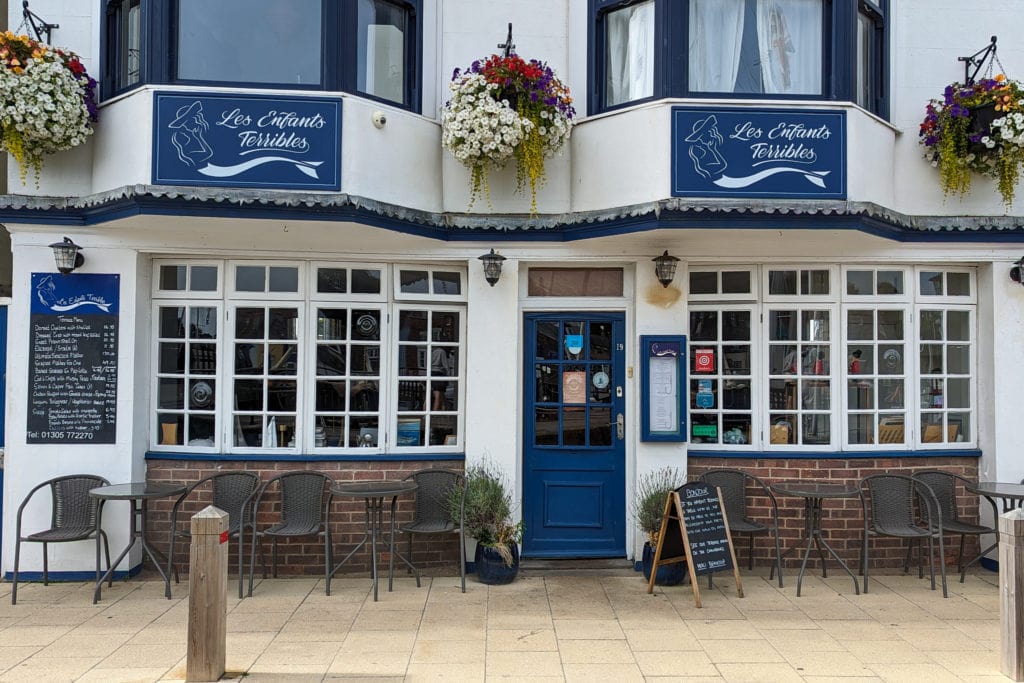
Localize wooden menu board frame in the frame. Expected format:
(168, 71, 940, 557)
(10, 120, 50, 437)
(646, 483, 743, 607)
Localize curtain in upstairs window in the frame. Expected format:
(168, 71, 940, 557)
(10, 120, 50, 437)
(756, 0, 820, 94)
(688, 0, 745, 93)
(604, 0, 654, 107)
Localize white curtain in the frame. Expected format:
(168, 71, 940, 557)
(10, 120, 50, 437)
(756, 0, 821, 94)
(688, 0, 745, 93)
(605, 0, 654, 106)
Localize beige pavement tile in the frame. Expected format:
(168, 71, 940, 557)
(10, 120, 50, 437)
(17, 606, 97, 627)
(410, 638, 485, 664)
(552, 618, 624, 640)
(815, 619, 900, 641)
(634, 650, 718, 677)
(784, 651, 876, 677)
(716, 661, 806, 682)
(349, 608, 422, 631)
(802, 677, 884, 683)
(745, 610, 819, 630)
(254, 639, 341, 667)
(901, 626, 992, 651)
(35, 632, 130, 657)
(485, 650, 563, 677)
(290, 603, 361, 621)
(557, 639, 635, 664)
(486, 628, 557, 652)
(928, 650, 1003, 677)
(404, 661, 485, 679)
(274, 618, 352, 642)
(0, 646, 41, 670)
(622, 627, 702, 652)
(562, 662, 644, 681)
(844, 638, 934, 664)
(483, 676, 565, 683)
(686, 618, 764, 640)
(235, 674, 323, 683)
(421, 604, 487, 622)
(98, 643, 186, 669)
(327, 650, 410, 676)
(485, 611, 553, 630)
(0, 625, 73, 646)
(77, 667, 175, 682)
(761, 628, 845, 653)
(702, 639, 784, 664)
(0, 656, 103, 682)
(417, 617, 487, 641)
(126, 626, 187, 645)
(868, 662, 965, 682)
(226, 610, 291, 633)
(340, 629, 417, 654)
(324, 677, 403, 683)
(953, 619, 1000, 642)
(548, 602, 615, 620)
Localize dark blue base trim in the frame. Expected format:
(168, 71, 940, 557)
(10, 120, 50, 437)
(980, 557, 998, 573)
(5, 564, 141, 582)
(145, 451, 465, 462)
(688, 449, 982, 459)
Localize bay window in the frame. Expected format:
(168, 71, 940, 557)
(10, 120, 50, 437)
(687, 265, 975, 452)
(152, 260, 464, 454)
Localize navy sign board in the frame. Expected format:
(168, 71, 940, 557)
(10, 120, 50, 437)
(672, 106, 846, 200)
(153, 92, 341, 191)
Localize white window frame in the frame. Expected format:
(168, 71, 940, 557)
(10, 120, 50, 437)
(687, 266, 758, 302)
(227, 261, 305, 300)
(763, 265, 837, 302)
(393, 265, 467, 302)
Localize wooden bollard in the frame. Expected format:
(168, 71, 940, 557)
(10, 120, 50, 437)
(187, 506, 228, 683)
(1000, 509, 1024, 681)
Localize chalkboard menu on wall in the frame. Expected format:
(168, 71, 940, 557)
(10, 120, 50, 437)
(27, 273, 120, 444)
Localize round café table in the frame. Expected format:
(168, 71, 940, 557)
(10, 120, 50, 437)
(90, 482, 186, 603)
(770, 480, 861, 597)
(964, 481, 1024, 566)
(327, 480, 419, 601)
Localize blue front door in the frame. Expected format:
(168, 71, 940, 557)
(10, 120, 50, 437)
(522, 313, 626, 557)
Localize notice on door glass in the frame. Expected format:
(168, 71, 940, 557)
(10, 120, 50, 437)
(563, 371, 587, 404)
(649, 356, 678, 432)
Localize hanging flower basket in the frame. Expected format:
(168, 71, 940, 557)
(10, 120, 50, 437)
(919, 74, 1024, 207)
(0, 31, 98, 184)
(441, 53, 575, 215)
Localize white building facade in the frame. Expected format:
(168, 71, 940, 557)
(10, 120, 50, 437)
(2, 0, 1023, 577)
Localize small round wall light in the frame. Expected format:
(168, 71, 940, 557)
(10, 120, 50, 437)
(478, 249, 506, 287)
(652, 250, 680, 288)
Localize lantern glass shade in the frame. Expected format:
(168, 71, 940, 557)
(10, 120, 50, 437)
(652, 250, 680, 287)
(479, 249, 506, 287)
(49, 237, 84, 275)
(1012, 257, 1024, 285)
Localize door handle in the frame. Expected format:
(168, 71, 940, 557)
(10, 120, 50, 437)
(615, 413, 624, 440)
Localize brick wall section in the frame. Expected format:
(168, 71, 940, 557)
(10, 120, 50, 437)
(146, 459, 465, 579)
(689, 457, 984, 572)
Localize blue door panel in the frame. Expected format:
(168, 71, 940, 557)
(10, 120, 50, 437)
(523, 312, 626, 558)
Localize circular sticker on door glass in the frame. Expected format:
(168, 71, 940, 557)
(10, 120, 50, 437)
(593, 371, 609, 389)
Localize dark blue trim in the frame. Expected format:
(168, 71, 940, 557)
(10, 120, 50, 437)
(4, 192, 1024, 242)
(688, 448, 982, 459)
(5, 564, 141, 582)
(145, 450, 465, 462)
(980, 556, 998, 573)
(639, 335, 687, 441)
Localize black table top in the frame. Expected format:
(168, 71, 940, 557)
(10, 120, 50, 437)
(966, 482, 1024, 499)
(771, 481, 858, 498)
(89, 482, 187, 500)
(331, 480, 418, 498)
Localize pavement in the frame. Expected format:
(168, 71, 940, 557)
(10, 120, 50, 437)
(0, 565, 1008, 682)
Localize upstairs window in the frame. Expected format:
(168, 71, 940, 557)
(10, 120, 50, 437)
(602, 0, 655, 108)
(856, 1, 887, 116)
(105, 0, 142, 94)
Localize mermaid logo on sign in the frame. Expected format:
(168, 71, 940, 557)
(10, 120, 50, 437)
(673, 107, 846, 199)
(155, 92, 341, 190)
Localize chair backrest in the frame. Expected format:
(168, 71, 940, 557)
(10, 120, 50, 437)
(699, 469, 749, 522)
(209, 472, 262, 530)
(52, 475, 109, 530)
(861, 474, 925, 531)
(406, 469, 462, 527)
(912, 470, 962, 525)
(265, 471, 331, 533)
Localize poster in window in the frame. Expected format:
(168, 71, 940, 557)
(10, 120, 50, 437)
(640, 336, 687, 442)
(563, 371, 587, 404)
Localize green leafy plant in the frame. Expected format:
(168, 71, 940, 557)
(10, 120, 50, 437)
(447, 460, 524, 567)
(631, 467, 684, 546)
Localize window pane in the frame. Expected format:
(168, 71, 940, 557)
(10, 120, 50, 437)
(947, 311, 970, 341)
(236, 266, 265, 292)
(768, 270, 797, 295)
(400, 270, 429, 294)
(947, 272, 971, 296)
(317, 268, 348, 294)
(604, 0, 654, 107)
(920, 271, 943, 295)
(268, 267, 299, 292)
(527, 268, 624, 297)
(160, 266, 186, 290)
(432, 272, 461, 295)
(690, 311, 718, 342)
(877, 271, 903, 294)
(847, 270, 872, 295)
(160, 307, 186, 338)
(721, 271, 750, 294)
(351, 269, 382, 294)
(177, 0, 322, 85)
(357, 0, 408, 104)
(856, 10, 875, 110)
(801, 270, 829, 295)
(690, 0, 822, 95)
(689, 271, 717, 295)
(191, 266, 217, 291)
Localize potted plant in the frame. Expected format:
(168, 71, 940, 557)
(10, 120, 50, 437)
(0, 31, 98, 184)
(632, 467, 687, 585)
(449, 461, 524, 585)
(919, 74, 1024, 207)
(441, 52, 575, 215)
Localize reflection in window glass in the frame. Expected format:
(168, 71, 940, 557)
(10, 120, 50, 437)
(160, 266, 186, 291)
(356, 0, 408, 104)
(690, 272, 717, 295)
(177, 0, 322, 85)
(528, 269, 624, 297)
(604, 0, 654, 107)
(721, 271, 751, 294)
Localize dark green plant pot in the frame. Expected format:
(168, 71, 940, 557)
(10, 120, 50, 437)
(641, 542, 687, 586)
(475, 542, 519, 585)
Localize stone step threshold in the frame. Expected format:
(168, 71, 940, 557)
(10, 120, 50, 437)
(518, 557, 636, 577)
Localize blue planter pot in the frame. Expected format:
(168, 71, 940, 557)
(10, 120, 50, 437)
(475, 542, 519, 585)
(641, 542, 687, 586)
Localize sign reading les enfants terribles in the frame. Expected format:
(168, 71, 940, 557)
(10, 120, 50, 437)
(153, 92, 341, 191)
(671, 106, 846, 200)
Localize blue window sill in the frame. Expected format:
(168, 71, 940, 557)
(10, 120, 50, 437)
(145, 451, 465, 462)
(687, 449, 982, 459)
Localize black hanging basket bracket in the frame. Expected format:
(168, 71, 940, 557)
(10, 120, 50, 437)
(21, 1, 59, 45)
(498, 23, 515, 58)
(958, 35, 998, 85)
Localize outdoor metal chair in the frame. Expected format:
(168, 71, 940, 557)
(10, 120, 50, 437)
(12, 474, 111, 605)
(698, 468, 783, 587)
(860, 473, 947, 597)
(400, 469, 466, 593)
(912, 469, 997, 583)
(248, 470, 334, 597)
(168, 471, 262, 598)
